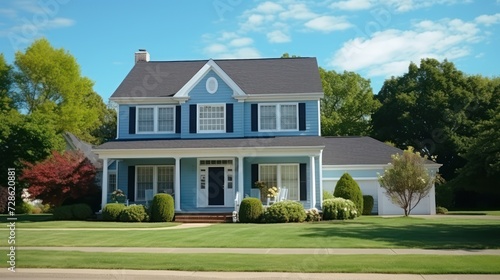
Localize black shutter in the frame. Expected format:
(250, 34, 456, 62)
(299, 163, 307, 201)
(251, 104, 258, 131)
(226, 103, 233, 133)
(129, 107, 136, 134)
(299, 103, 306, 131)
(175, 105, 181, 133)
(189, 104, 197, 133)
(127, 166, 135, 202)
(251, 164, 259, 188)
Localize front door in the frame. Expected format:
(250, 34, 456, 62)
(208, 167, 225, 206)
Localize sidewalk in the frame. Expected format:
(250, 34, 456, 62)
(1, 268, 499, 280)
(15, 246, 500, 255)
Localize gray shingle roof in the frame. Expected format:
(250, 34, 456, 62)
(94, 136, 420, 166)
(111, 58, 323, 98)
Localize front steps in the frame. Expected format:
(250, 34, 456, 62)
(174, 213, 233, 223)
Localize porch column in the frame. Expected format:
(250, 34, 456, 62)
(101, 158, 108, 211)
(238, 156, 244, 200)
(310, 155, 316, 209)
(174, 157, 181, 211)
(318, 151, 323, 208)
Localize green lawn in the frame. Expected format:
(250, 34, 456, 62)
(7, 220, 179, 228)
(3, 216, 499, 249)
(447, 210, 500, 216)
(1, 250, 499, 274)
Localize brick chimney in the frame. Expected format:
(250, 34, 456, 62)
(135, 49, 150, 63)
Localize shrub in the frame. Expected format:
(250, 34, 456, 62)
(239, 197, 264, 223)
(323, 190, 334, 200)
(305, 208, 321, 222)
(32, 207, 42, 214)
(52, 205, 74, 220)
(0, 187, 8, 213)
(334, 173, 363, 216)
(264, 201, 306, 223)
(119, 204, 148, 222)
(150, 194, 175, 222)
(322, 198, 358, 220)
(15, 201, 34, 214)
(362, 195, 374, 215)
(102, 203, 126, 221)
(41, 204, 52, 213)
(436, 206, 448, 214)
(72, 203, 93, 220)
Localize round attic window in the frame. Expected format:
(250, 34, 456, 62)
(206, 77, 218, 94)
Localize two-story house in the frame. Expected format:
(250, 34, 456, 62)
(94, 50, 439, 216)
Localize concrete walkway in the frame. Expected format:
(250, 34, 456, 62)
(15, 246, 500, 255)
(1, 269, 499, 280)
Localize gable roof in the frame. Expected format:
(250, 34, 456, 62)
(111, 57, 323, 99)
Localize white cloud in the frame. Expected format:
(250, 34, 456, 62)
(45, 17, 75, 28)
(475, 13, 500, 26)
(279, 3, 317, 20)
(305, 16, 352, 32)
(204, 43, 228, 54)
(330, 0, 375, 11)
(267, 30, 291, 43)
(255, 2, 284, 14)
(330, 18, 482, 78)
(229, 37, 253, 47)
(0, 8, 17, 18)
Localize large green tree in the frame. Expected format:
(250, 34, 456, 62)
(12, 38, 107, 144)
(320, 68, 380, 136)
(372, 58, 494, 180)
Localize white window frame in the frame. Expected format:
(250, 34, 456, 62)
(259, 164, 300, 201)
(258, 103, 299, 132)
(136, 105, 175, 134)
(108, 171, 117, 194)
(135, 165, 174, 201)
(197, 104, 226, 133)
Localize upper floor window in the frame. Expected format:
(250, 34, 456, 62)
(136, 106, 175, 133)
(259, 103, 298, 131)
(198, 104, 225, 133)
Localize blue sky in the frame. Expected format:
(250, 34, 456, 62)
(0, 0, 499, 102)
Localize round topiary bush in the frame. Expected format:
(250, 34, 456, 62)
(362, 195, 374, 215)
(150, 193, 175, 222)
(334, 173, 363, 216)
(264, 200, 306, 223)
(102, 203, 126, 221)
(239, 197, 263, 223)
(72, 203, 93, 220)
(322, 198, 358, 220)
(52, 205, 74, 220)
(119, 204, 148, 222)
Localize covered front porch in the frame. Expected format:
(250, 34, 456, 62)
(93, 137, 325, 214)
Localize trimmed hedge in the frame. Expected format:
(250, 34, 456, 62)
(52, 205, 74, 220)
(239, 197, 264, 223)
(102, 203, 126, 221)
(362, 195, 374, 215)
(150, 194, 175, 222)
(264, 201, 306, 223)
(323, 190, 334, 201)
(322, 198, 358, 220)
(334, 173, 363, 216)
(71, 203, 93, 220)
(119, 204, 148, 222)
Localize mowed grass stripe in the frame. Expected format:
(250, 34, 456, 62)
(1, 251, 499, 274)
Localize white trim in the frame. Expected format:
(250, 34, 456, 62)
(310, 156, 316, 209)
(323, 163, 442, 170)
(197, 103, 226, 133)
(115, 107, 120, 139)
(94, 146, 325, 159)
(175, 60, 246, 98)
(197, 158, 235, 207)
(317, 99, 321, 136)
(107, 170, 117, 193)
(135, 165, 174, 201)
(174, 158, 181, 211)
(111, 97, 181, 105)
(136, 105, 176, 134)
(101, 158, 108, 210)
(318, 151, 323, 208)
(238, 92, 324, 102)
(258, 103, 299, 132)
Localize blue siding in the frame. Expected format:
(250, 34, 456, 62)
(180, 158, 197, 211)
(181, 71, 244, 139)
(118, 104, 180, 139)
(243, 101, 319, 137)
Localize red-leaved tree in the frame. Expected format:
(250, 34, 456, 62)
(21, 151, 97, 207)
